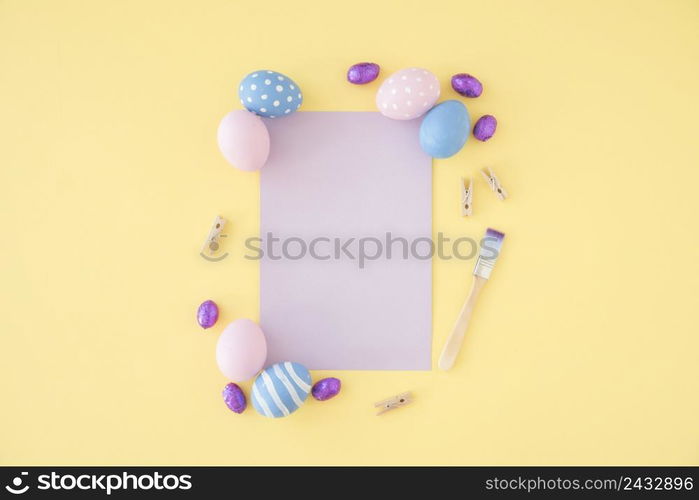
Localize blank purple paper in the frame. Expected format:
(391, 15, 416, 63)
(260, 112, 432, 370)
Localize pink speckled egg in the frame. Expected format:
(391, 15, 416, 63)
(376, 68, 440, 120)
(217, 110, 270, 171)
(215, 319, 267, 382)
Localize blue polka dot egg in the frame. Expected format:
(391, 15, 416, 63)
(251, 361, 312, 418)
(238, 70, 303, 118)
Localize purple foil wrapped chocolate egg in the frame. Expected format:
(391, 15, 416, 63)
(451, 73, 483, 98)
(311, 377, 341, 401)
(347, 62, 380, 85)
(222, 382, 247, 413)
(473, 115, 497, 141)
(196, 300, 219, 329)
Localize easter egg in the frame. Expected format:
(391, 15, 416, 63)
(238, 70, 303, 118)
(451, 73, 483, 98)
(222, 382, 247, 414)
(347, 62, 380, 84)
(419, 100, 471, 158)
(217, 110, 270, 171)
(251, 361, 312, 418)
(376, 67, 440, 120)
(473, 114, 497, 141)
(311, 377, 341, 401)
(196, 300, 218, 329)
(215, 319, 267, 382)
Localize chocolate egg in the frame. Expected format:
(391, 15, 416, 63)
(451, 73, 483, 98)
(347, 62, 380, 84)
(311, 377, 341, 401)
(196, 300, 219, 329)
(222, 383, 247, 413)
(473, 114, 497, 141)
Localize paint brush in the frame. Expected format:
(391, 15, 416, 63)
(438, 228, 505, 371)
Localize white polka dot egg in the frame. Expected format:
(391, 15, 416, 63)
(238, 70, 303, 118)
(376, 67, 440, 120)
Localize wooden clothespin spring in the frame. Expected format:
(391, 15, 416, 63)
(201, 216, 227, 255)
(460, 177, 473, 216)
(374, 391, 413, 416)
(481, 167, 508, 201)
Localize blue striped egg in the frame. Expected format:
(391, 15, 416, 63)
(238, 70, 303, 119)
(251, 362, 312, 418)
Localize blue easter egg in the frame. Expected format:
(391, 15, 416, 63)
(419, 100, 470, 158)
(251, 362, 312, 418)
(238, 70, 303, 118)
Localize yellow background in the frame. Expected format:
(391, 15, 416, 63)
(1, 0, 697, 465)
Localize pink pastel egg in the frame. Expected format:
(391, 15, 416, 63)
(215, 319, 267, 382)
(376, 67, 440, 120)
(217, 110, 270, 171)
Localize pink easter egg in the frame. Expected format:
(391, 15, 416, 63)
(376, 68, 440, 120)
(215, 319, 267, 382)
(217, 110, 270, 171)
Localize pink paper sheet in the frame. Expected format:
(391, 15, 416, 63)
(260, 112, 432, 370)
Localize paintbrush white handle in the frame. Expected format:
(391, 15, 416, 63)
(438, 276, 487, 371)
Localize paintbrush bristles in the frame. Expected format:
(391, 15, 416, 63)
(473, 228, 505, 280)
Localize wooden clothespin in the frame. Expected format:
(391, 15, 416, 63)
(481, 167, 508, 201)
(460, 177, 473, 216)
(374, 391, 413, 416)
(201, 216, 227, 255)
